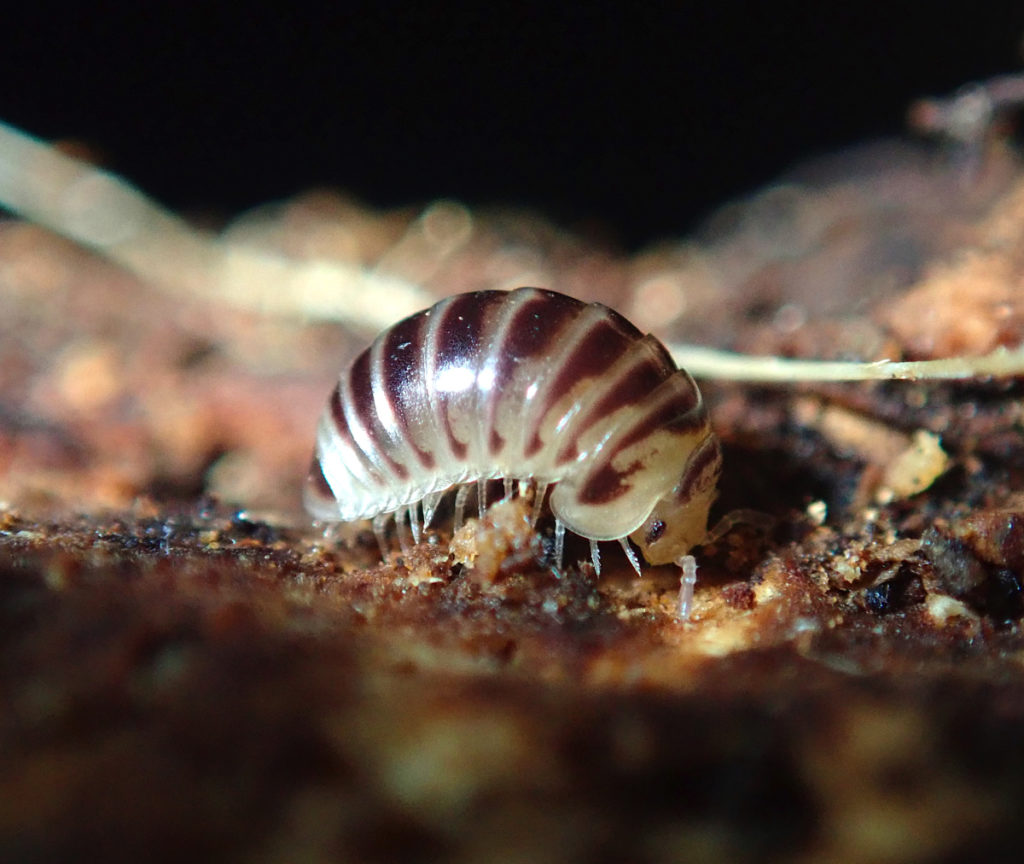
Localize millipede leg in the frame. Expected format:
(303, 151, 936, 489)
(553, 519, 566, 571)
(454, 484, 471, 531)
(477, 478, 487, 518)
(408, 502, 421, 544)
(320, 521, 341, 544)
(589, 539, 601, 575)
(395, 508, 412, 554)
(530, 482, 548, 527)
(677, 554, 698, 620)
(372, 514, 390, 559)
(421, 490, 442, 529)
(619, 538, 642, 577)
(704, 508, 775, 544)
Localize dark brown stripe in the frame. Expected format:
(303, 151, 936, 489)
(347, 350, 376, 429)
(542, 317, 642, 409)
(575, 460, 638, 506)
(555, 342, 680, 464)
(576, 380, 707, 507)
(484, 289, 576, 458)
(307, 455, 334, 500)
(576, 419, 712, 509)
(496, 290, 585, 377)
(381, 311, 435, 469)
(433, 291, 507, 460)
(675, 432, 722, 501)
(328, 383, 346, 429)
(328, 384, 387, 485)
(603, 381, 702, 458)
(348, 352, 410, 481)
(524, 310, 642, 458)
(435, 291, 504, 368)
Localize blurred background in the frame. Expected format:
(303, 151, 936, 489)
(2, 2, 1024, 248)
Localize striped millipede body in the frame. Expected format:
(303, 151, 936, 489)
(305, 287, 722, 611)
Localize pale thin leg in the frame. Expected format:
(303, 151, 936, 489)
(503, 477, 514, 500)
(454, 484, 471, 531)
(590, 539, 601, 575)
(477, 478, 487, 518)
(677, 554, 698, 621)
(553, 519, 566, 571)
(421, 490, 443, 529)
(372, 514, 389, 559)
(704, 508, 775, 544)
(619, 538, 642, 577)
(530, 481, 548, 527)
(408, 502, 421, 544)
(395, 508, 412, 555)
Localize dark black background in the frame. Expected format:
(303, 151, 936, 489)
(3, 2, 1024, 248)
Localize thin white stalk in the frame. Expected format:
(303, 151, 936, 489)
(668, 343, 1024, 383)
(0, 120, 431, 331)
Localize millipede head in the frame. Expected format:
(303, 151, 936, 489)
(629, 434, 722, 566)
